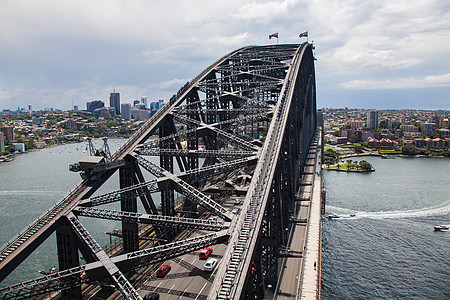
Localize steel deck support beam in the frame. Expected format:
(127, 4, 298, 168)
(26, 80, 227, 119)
(120, 156, 139, 253)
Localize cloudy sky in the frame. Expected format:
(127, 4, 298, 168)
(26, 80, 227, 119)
(1, 0, 449, 111)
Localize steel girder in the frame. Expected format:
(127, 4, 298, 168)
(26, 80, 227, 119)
(73, 207, 228, 231)
(0, 232, 227, 299)
(209, 44, 316, 299)
(0, 44, 316, 300)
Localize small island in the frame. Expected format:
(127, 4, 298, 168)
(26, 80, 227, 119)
(323, 147, 374, 172)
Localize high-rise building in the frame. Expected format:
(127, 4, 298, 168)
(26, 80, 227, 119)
(367, 110, 378, 129)
(0, 132, 5, 153)
(110, 90, 120, 115)
(121, 103, 132, 120)
(73, 105, 79, 111)
(0, 125, 14, 141)
(86, 100, 104, 112)
(141, 97, 147, 108)
(431, 111, 440, 127)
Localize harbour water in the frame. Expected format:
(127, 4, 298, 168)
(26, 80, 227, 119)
(0, 139, 127, 287)
(321, 156, 450, 299)
(0, 143, 449, 299)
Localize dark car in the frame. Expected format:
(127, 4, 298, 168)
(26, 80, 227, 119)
(156, 265, 171, 277)
(144, 292, 160, 300)
(199, 247, 213, 259)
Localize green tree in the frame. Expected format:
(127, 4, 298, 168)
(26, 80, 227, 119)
(359, 160, 372, 171)
(402, 144, 418, 155)
(26, 138, 36, 150)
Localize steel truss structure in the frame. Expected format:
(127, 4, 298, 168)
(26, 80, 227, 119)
(0, 43, 316, 299)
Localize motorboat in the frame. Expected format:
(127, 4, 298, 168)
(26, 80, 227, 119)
(327, 214, 339, 219)
(349, 214, 356, 217)
(434, 225, 449, 231)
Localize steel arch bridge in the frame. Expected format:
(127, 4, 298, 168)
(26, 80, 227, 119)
(0, 43, 317, 299)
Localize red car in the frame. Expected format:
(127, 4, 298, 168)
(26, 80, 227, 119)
(156, 265, 171, 277)
(199, 247, 213, 259)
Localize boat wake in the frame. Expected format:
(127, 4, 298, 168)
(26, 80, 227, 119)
(326, 200, 450, 220)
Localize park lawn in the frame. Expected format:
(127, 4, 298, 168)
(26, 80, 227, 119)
(379, 149, 402, 154)
(327, 162, 358, 170)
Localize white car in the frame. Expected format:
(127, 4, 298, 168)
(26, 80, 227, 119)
(203, 258, 218, 271)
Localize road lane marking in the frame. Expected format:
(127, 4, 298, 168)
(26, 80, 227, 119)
(179, 288, 187, 299)
(168, 284, 175, 294)
(195, 282, 208, 300)
(153, 281, 162, 292)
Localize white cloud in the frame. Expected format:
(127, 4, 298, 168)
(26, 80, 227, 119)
(341, 73, 450, 89)
(0, 0, 449, 109)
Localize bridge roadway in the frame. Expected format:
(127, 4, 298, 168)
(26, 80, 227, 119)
(0, 43, 318, 299)
(132, 132, 323, 300)
(274, 131, 322, 300)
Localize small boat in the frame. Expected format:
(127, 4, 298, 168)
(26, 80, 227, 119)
(349, 214, 356, 217)
(327, 214, 339, 219)
(434, 225, 449, 231)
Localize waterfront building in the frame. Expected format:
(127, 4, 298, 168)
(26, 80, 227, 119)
(0, 132, 5, 152)
(13, 143, 25, 152)
(0, 125, 14, 141)
(413, 139, 425, 149)
(121, 103, 132, 120)
(86, 100, 104, 113)
(367, 110, 378, 129)
(110, 90, 121, 115)
(367, 137, 396, 150)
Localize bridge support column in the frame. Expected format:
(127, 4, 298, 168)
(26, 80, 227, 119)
(160, 118, 176, 239)
(120, 156, 139, 253)
(56, 221, 81, 300)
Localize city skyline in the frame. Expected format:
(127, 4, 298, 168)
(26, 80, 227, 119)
(1, 0, 449, 111)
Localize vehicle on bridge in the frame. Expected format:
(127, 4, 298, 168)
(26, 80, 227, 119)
(144, 292, 160, 300)
(156, 265, 171, 277)
(203, 258, 218, 271)
(199, 247, 213, 259)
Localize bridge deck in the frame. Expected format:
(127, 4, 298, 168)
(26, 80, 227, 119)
(275, 133, 322, 300)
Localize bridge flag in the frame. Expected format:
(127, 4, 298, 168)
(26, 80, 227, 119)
(299, 31, 308, 38)
(269, 32, 278, 39)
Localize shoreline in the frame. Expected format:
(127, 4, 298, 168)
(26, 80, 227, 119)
(341, 152, 448, 159)
(323, 166, 375, 173)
